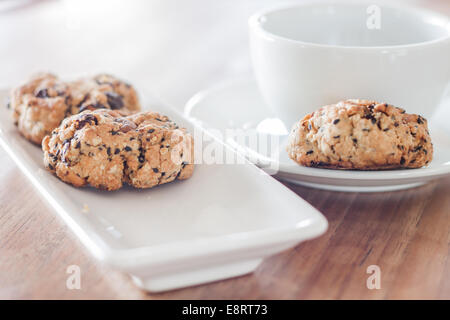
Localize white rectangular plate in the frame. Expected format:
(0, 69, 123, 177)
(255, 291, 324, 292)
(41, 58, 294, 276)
(0, 89, 327, 292)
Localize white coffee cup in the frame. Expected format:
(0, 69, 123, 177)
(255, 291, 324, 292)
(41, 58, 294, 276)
(249, 2, 450, 128)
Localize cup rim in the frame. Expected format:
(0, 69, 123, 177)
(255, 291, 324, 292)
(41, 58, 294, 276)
(248, 1, 450, 50)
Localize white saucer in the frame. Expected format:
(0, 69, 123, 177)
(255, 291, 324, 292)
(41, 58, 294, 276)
(185, 78, 450, 192)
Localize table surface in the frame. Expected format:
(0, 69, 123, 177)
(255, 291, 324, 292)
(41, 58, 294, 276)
(0, 0, 449, 299)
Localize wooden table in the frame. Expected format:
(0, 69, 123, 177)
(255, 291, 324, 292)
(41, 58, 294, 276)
(0, 0, 449, 299)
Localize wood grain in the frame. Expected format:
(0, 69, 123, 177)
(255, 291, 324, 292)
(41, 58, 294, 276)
(0, 0, 449, 299)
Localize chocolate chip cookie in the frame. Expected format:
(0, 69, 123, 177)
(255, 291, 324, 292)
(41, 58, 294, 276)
(42, 109, 194, 190)
(10, 73, 141, 144)
(68, 74, 140, 115)
(287, 99, 433, 170)
(10, 73, 71, 144)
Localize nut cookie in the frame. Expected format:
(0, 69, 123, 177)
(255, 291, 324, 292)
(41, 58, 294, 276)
(68, 74, 140, 114)
(10, 73, 71, 144)
(10, 73, 141, 144)
(287, 99, 433, 170)
(42, 109, 194, 190)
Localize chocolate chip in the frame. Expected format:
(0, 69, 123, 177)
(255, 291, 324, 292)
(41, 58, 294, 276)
(124, 146, 132, 152)
(161, 172, 165, 176)
(417, 116, 423, 124)
(138, 155, 145, 163)
(309, 161, 328, 167)
(36, 89, 49, 98)
(352, 138, 358, 143)
(48, 163, 54, 170)
(94, 103, 106, 109)
(148, 129, 155, 134)
(362, 128, 370, 132)
(76, 114, 98, 129)
(394, 122, 399, 127)
(423, 149, 427, 155)
(61, 142, 71, 164)
(105, 91, 124, 110)
(152, 168, 159, 173)
(75, 141, 81, 149)
(383, 128, 389, 131)
(111, 130, 120, 135)
(365, 114, 376, 124)
(306, 150, 314, 155)
(107, 147, 111, 156)
(400, 157, 405, 165)
(333, 135, 340, 139)
(114, 148, 120, 154)
(333, 119, 340, 125)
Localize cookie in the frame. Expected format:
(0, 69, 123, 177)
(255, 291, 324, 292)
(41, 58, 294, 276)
(68, 74, 141, 114)
(10, 73, 71, 145)
(42, 109, 194, 190)
(287, 99, 433, 170)
(10, 73, 141, 144)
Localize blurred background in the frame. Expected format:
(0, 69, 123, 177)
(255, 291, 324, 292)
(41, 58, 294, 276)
(1, 0, 449, 109)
